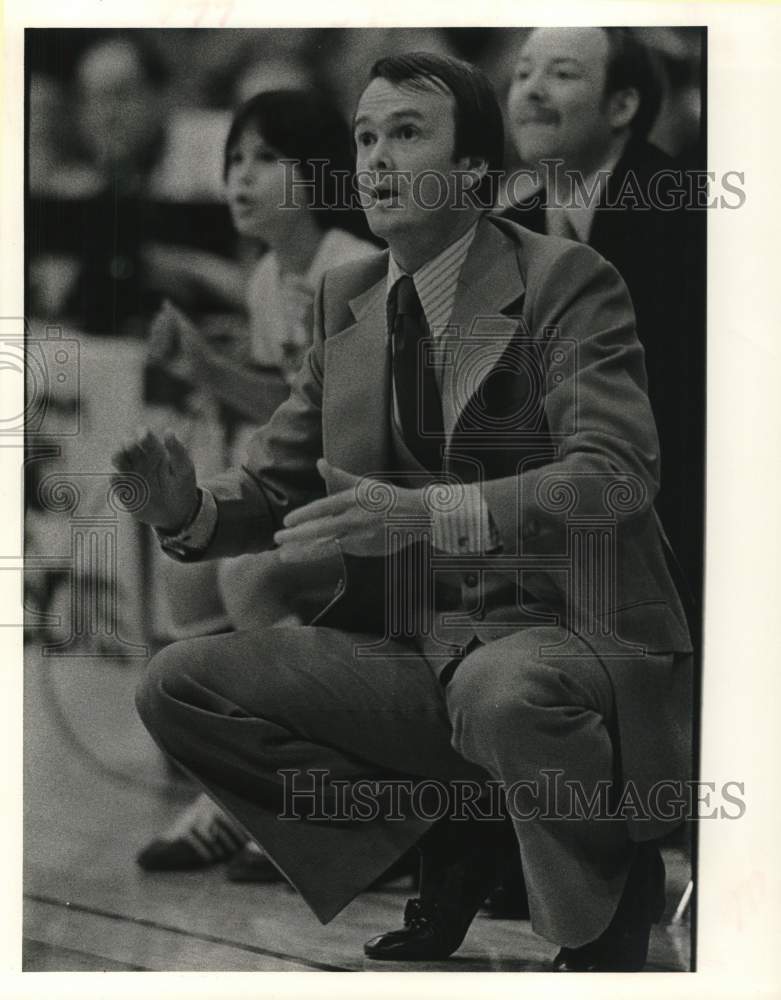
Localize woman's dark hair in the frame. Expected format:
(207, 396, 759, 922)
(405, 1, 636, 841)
(224, 89, 369, 236)
(367, 51, 505, 208)
(602, 28, 664, 139)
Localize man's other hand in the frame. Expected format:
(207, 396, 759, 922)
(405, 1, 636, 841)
(111, 427, 199, 532)
(273, 459, 432, 562)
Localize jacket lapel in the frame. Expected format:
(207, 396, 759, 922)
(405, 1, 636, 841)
(441, 216, 527, 442)
(322, 218, 528, 474)
(322, 255, 392, 477)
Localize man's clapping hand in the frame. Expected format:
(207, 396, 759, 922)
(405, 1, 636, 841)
(111, 428, 199, 532)
(273, 459, 432, 562)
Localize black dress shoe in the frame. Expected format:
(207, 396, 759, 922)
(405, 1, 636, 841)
(364, 817, 515, 961)
(364, 895, 481, 961)
(553, 843, 666, 972)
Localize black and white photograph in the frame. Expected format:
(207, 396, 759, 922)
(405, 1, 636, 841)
(4, 4, 780, 993)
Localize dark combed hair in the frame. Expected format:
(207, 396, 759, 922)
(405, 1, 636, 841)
(602, 28, 663, 139)
(368, 51, 505, 208)
(224, 89, 368, 236)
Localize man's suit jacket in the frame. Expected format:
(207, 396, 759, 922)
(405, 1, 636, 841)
(503, 138, 706, 600)
(200, 213, 693, 833)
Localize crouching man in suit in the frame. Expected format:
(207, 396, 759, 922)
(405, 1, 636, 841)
(113, 52, 693, 971)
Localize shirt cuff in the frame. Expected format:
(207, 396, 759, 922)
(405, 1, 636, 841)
(431, 482, 501, 554)
(157, 487, 218, 560)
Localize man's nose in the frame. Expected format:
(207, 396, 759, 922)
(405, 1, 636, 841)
(517, 68, 547, 102)
(365, 137, 393, 173)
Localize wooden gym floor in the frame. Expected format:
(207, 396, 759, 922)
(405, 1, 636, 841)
(23, 647, 692, 973)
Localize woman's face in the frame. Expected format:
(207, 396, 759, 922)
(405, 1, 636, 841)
(225, 126, 296, 243)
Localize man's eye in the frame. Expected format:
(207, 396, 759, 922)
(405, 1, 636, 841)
(398, 125, 418, 140)
(514, 69, 530, 82)
(356, 132, 375, 147)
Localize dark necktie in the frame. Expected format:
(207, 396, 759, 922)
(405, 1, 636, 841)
(390, 275, 444, 471)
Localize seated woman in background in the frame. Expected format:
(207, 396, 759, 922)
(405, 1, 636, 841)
(149, 88, 373, 429)
(139, 89, 379, 880)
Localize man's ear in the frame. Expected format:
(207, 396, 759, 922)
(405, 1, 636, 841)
(607, 87, 641, 132)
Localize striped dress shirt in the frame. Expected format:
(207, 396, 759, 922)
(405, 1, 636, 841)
(387, 223, 501, 555)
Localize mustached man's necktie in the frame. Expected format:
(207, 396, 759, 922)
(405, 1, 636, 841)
(390, 275, 444, 471)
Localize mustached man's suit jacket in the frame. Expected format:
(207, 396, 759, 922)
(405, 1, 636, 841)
(503, 138, 706, 599)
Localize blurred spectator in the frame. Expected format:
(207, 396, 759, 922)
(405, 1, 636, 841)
(28, 32, 242, 334)
(27, 34, 174, 333)
(28, 72, 96, 197)
(74, 34, 170, 194)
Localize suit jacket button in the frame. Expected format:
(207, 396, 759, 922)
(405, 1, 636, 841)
(464, 572, 479, 588)
(334, 577, 345, 594)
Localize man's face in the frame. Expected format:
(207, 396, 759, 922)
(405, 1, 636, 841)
(506, 27, 620, 171)
(353, 77, 474, 254)
(78, 41, 159, 168)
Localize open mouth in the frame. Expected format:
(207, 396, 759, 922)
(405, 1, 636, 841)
(373, 184, 401, 206)
(364, 170, 406, 206)
(518, 110, 559, 126)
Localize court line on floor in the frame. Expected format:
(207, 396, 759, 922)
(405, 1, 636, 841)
(25, 892, 353, 972)
(23, 936, 150, 972)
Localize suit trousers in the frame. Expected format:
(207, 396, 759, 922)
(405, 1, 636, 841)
(136, 622, 636, 947)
